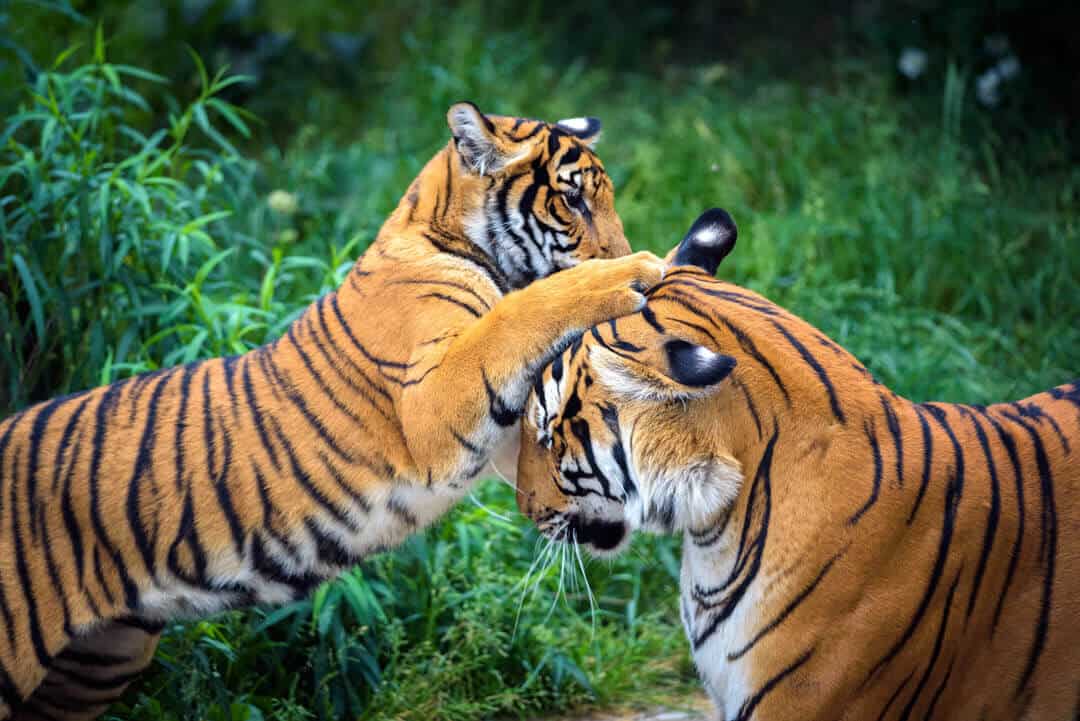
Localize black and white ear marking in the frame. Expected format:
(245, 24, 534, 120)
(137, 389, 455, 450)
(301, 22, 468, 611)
(447, 101, 505, 174)
(556, 116, 602, 147)
(672, 208, 738, 276)
(664, 340, 736, 388)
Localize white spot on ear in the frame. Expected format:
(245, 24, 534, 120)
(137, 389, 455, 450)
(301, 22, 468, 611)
(693, 224, 727, 246)
(558, 117, 590, 132)
(693, 345, 720, 369)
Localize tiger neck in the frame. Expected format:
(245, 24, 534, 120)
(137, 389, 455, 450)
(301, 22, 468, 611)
(380, 144, 555, 290)
(383, 144, 490, 262)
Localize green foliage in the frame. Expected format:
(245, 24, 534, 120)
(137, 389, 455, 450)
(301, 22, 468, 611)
(0, 31, 259, 411)
(107, 485, 691, 721)
(1, 5, 1077, 721)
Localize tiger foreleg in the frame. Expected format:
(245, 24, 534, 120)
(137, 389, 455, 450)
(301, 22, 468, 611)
(10, 618, 161, 721)
(399, 252, 664, 484)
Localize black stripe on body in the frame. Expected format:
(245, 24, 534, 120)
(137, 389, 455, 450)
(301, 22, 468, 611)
(286, 323, 372, 435)
(174, 363, 197, 491)
(388, 278, 492, 312)
(727, 549, 844, 661)
(328, 294, 419, 384)
(956, 407, 1001, 622)
(259, 351, 360, 464)
(59, 424, 88, 591)
(866, 404, 964, 685)
(241, 357, 282, 471)
(92, 546, 116, 606)
(999, 408, 1058, 697)
(895, 570, 962, 721)
(849, 419, 883, 525)
(304, 518, 362, 568)
(210, 411, 244, 555)
(266, 415, 360, 532)
(310, 298, 395, 412)
(0, 414, 24, 651)
(26, 397, 66, 542)
(731, 646, 815, 721)
(250, 533, 322, 596)
(976, 409, 1026, 632)
(877, 673, 914, 721)
(422, 230, 511, 294)
(87, 382, 139, 607)
(880, 394, 905, 487)
(316, 451, 372, 513)
(10, 445, 54, 666)
(126, 369, 175, 576)
(771, 320, 845, 424)
(418, 292, 483, 318)
(922, 657, 956, 721)
(250, 462, 302, 560)
(165, 494, 206, 586)
(481, 369, 519, 427)
(907, 405, 934, 525)
(731, 377, 763, 442)
(690, 425, 779, 650)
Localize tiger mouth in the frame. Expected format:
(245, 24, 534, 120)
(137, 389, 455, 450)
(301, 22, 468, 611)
(540, 515, 627, 552)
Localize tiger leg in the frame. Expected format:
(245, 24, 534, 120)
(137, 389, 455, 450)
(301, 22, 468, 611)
(400, 252, 665, 481)
(11, 618, 161, 721)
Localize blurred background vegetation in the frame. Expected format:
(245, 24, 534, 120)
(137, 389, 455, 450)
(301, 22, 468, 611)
(1, 1, 1077, 719)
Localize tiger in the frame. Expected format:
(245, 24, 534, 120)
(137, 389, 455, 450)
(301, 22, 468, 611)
(0, 102, 667, 721)
(512, 208, 1080, 721)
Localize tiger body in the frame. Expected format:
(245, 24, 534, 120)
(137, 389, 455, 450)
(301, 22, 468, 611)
(0, 103, 667, 720)
(514, 210, 1080, 720)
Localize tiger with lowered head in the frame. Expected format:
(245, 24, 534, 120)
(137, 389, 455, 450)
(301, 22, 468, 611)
(0, 103, 666, 720)
(514, 209, 1079, 721)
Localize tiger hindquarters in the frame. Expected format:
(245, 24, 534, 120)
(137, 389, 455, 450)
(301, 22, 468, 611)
(8, 619, 161, 721)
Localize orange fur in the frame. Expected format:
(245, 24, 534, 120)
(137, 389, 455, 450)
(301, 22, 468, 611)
(0, 103, 665, 719)
(515, 220, 1079, 720)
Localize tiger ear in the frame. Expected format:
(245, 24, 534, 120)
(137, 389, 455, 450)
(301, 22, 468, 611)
(591, 336, 736, 401)
(556, 117, 602, 148)
(447, 101, 519, 175)
(668, 208, 738, 276)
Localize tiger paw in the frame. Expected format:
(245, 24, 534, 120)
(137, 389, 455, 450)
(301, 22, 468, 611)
(562, 250, 666, 326)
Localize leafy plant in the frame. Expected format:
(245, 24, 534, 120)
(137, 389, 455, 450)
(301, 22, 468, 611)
(0, 29, 261, 412)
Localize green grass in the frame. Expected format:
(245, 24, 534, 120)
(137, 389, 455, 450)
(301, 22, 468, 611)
(2, 4, 1077, 720)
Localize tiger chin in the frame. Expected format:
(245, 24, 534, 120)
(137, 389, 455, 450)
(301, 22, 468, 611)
(514, 209, 1080, 721)
(0, 103, 667, 720)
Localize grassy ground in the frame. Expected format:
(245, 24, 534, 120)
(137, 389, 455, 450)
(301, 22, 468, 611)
(2, 4, 1077, 721)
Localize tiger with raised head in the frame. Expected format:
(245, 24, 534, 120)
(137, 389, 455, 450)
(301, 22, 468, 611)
(0, 103, 666, 720)
(513, 209, 1079, 720)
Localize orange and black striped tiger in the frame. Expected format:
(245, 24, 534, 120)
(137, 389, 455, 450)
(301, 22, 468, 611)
(514, 209, 1079, 720)
(0, 102, 667, 720)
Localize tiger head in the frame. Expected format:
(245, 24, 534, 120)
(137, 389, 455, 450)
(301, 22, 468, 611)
(512, 210, 746, 554)
(417, 102, 629, 285)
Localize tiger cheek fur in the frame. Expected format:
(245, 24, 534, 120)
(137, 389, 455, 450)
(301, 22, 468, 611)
(517, 210, 1080, 721)
(0, 103, 667, 719)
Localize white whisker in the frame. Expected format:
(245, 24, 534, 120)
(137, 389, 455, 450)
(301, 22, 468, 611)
(467, 491, 513, 522)
(512, 523, 565, 638)
(572, 531, 598, 638)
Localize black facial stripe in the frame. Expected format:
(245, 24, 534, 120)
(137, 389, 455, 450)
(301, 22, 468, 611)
(557, 145, 582, 167)
(569, 418, 621, 501)
(600, 403, 637, 499)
